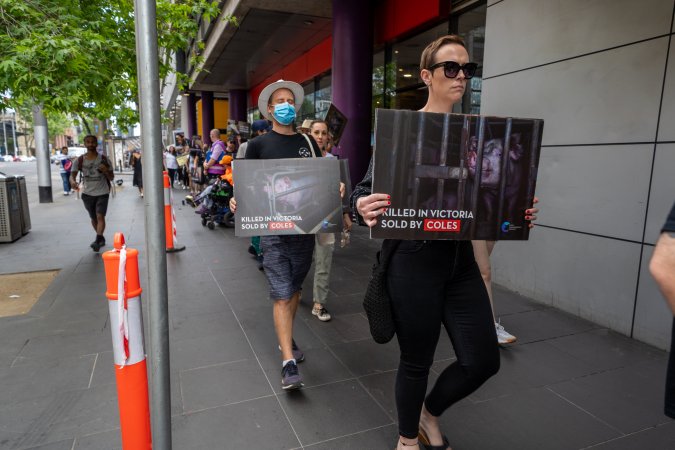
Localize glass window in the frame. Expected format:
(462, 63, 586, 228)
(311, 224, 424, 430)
(389, 22, 450, 110)
(298, 79, 316, 123)
(455, 4, 486, 114)
(372, 50, 386, 121)
(315, 74, 332, 119)
(247, 108, 261, 123)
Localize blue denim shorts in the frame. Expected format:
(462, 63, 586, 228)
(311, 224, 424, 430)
(261, 234, 315, 300)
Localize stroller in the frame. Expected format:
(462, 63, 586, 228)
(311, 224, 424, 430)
(191, 177, 235, 229)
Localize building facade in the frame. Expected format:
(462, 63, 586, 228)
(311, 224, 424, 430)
(173, 0, 675, 349)
(483, 0, 675, 350)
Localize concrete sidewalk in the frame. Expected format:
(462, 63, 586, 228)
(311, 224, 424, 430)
(0, 162, 673, 449)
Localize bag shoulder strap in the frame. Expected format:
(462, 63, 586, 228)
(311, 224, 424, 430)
(101, 154, 113, 189)
(301, 133, 316, 158)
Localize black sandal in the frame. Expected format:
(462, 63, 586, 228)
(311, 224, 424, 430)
(418, 428, 450, 450)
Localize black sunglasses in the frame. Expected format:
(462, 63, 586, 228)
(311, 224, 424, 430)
(427, 61, 478, 79)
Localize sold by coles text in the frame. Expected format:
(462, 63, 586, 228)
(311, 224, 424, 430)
(240, 215, 302, 230)
(380, 208, 475, 232)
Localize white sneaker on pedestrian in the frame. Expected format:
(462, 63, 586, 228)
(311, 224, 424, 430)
(495, 321, 516, 345)
(312, 304, 331, 322)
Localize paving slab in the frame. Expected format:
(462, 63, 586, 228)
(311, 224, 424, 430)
(179, 358, 273, 413)
(584, 422, 675, 449)
(172, 396, 300, 449)
(439, 387, 622, 450)
(277, 379, 392, 446)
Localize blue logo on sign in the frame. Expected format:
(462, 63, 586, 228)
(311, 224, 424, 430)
(501, 221, 510, 233)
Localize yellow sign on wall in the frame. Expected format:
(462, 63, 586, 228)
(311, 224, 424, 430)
(196, 99, 229, 138)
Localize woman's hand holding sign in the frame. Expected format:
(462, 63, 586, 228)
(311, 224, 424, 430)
(356, 193, 390, 227)
(229, 197, 237, 214)
(525, 196, 539, 229)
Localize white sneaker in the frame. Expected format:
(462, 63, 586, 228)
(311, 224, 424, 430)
(495, 321, 516, 345)
(312, 304, 332, 322)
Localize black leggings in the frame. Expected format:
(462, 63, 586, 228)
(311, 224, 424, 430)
(167, 168, 177, 187)
(387, 240, 500, 439)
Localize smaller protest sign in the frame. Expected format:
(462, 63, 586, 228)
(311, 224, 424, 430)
(339, 159, 352, 211)
(324, 104, 348, 145)
(233, 158, 343, 237)
(176, 154, 189, 167)
(237, 121, 251, 139)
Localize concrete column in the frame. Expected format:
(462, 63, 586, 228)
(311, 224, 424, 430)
(32, 105, 52, 203)
(331, 0, 374, 183)
(187, 93, 197, 139)
(229, 89, 247, 122)
(201, 91, 214, 146)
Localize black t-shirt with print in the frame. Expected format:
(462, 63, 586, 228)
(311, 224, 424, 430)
(245, 130, 321, 160)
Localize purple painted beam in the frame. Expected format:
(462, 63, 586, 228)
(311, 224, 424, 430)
(331, 0, 374, 184)
(187, 93, 197, 140)
(201, 91, 214, 146)
(229, 89, 247, 123)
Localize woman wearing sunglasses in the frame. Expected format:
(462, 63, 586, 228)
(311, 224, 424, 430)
(351, 35, 538, 450)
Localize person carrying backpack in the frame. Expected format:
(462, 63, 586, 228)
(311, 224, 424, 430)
(69, 135, 115, 252)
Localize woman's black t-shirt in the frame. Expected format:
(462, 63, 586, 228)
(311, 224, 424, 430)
(245, 131, 321, 160)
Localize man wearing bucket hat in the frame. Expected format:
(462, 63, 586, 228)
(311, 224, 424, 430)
(230, 80, 323, 390)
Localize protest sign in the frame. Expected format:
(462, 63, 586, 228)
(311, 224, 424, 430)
(339, 159, 352, 211)
(233, 158, 343, 237)
(324, 104, 348, 145)
(372, 109, 543, 240)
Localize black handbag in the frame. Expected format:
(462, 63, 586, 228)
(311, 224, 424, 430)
(363, 239, 401, 344)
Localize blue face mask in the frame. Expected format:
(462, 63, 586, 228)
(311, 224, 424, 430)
(272, 102, 296, 125)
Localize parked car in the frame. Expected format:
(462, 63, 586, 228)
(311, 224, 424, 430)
(2, 154, 13, 162)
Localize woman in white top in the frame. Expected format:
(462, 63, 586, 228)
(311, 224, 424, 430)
(164, 145, 178, 188)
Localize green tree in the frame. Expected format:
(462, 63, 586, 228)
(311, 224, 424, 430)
(0, 0, 228, 130)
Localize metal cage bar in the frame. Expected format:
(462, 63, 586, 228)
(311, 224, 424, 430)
(525, 120, 542, 208)
(434, 114, 451, 209)
(457, 115, 471, 210)
(469, 116, 486, 236)
(495, 118, 512, 234)
(411, 112, 427, 206)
